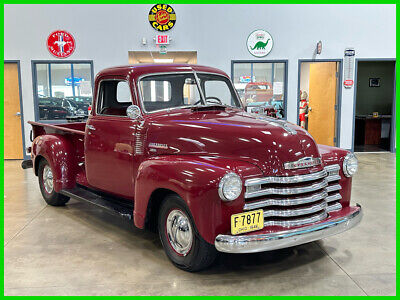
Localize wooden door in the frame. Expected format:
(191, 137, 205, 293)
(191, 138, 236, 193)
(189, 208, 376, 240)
(4, 63, 23, 159)
(308, 62, 338, 146)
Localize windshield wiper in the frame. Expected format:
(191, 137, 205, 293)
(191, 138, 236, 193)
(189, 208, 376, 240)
(191, 104, 227, 112)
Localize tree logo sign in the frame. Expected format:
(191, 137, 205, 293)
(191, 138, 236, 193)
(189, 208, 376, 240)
(247, 30, 274, 58)
(148, 4, 176, 32)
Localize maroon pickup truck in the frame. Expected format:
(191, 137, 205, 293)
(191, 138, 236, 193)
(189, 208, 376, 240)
(23, 64, 362, 271)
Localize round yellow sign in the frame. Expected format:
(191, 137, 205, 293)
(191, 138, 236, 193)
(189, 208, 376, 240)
(148, 4, 176, 32)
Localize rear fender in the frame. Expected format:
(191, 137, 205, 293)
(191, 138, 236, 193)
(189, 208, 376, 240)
(134, 155, 262, 244)
(32, 134, 77, 192)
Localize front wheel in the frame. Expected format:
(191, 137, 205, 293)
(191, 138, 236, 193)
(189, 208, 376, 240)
(38, 159, 70, 206)
(158, 194, 217, 272)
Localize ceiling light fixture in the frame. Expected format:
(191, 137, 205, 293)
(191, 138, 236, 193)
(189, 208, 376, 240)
(153, 58, 174, 63)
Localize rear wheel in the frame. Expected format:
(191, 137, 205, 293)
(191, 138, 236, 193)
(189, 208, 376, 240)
(158, 194, 217, 272)
(38, 159, 70, 206)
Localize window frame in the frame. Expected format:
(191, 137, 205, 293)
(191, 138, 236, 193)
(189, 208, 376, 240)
(95, 78, 133, 118)
(31, 60, 94, 123)
(231, 60, 288, 120)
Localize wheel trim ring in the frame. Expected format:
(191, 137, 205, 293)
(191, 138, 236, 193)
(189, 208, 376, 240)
(42, 164, 54, 194)
(165, 209, 193, 257)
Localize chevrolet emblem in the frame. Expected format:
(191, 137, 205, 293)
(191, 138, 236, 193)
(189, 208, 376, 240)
(284, 157, 322, 170)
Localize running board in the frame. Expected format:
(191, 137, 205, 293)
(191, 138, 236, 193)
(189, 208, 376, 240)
(60, 187, 134, 220)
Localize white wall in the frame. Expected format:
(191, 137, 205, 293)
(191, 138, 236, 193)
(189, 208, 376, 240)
(5, 4, 396, 151)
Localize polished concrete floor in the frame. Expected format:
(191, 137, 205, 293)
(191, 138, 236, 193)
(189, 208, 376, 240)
(4, 153, 396, 296)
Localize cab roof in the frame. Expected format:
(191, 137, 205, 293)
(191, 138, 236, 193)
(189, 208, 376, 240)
(95, 64, 229, 80)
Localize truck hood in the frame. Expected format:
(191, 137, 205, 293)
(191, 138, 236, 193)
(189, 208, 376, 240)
(145, 108, 322, 176)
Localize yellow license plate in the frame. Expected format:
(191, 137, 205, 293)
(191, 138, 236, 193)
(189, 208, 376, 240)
(231, 209, 264, 235)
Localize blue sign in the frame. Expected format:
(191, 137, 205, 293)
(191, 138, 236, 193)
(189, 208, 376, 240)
(239, 76, 251, 83)
(65, 77, 84, 86)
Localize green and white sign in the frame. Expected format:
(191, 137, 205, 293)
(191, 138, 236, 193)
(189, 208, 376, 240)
(247, 30, 273, 58)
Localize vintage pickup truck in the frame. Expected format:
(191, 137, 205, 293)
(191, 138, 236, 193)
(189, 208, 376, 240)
(23, 64, 362, 271)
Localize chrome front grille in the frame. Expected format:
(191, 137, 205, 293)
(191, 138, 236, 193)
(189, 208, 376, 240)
(244, 190, 328, 210)
(244, 164, 343, 228)
(263, 211, 327, 227)
(325, 164, 342, 213)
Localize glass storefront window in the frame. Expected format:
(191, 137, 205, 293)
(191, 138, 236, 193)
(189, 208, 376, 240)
(33, 62, 93, 121)
(232, 61, 287, 119)
(36, 64, 50, 98)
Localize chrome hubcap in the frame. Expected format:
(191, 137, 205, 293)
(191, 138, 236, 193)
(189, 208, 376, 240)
(166, 209, 193, 256)
(43, 165, 54, 194)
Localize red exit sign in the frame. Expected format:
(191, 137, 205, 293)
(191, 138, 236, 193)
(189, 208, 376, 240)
(156, 35, 170, 45)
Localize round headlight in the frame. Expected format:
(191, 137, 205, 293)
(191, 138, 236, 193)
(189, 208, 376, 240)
(343, 153, 358, 177)
(218, 173, 242, 201)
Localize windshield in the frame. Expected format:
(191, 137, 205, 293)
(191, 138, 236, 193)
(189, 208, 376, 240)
(139, 72, 241, 112)
(197, 73, 242, 108)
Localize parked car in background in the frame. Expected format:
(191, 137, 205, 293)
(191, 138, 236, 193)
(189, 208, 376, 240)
(65, 96, 92, 112)
(244, 82, 273, 103)
(244, 82, 285, 118)
(60, 98, 86, 117)
(38, 96, 90, 120)
(246, 103, 277, 118)
(38, 97, 68, 120)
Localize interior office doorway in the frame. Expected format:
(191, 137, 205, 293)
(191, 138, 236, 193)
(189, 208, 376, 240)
(353, 59, 396, 152)
(4, 61, 25, 159)
(298, 60, 342, 147)
(128, 51, 197, 64)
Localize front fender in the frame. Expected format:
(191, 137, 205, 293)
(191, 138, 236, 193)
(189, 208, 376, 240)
(134, 155, 262, 244)
(32, 134, 77, 192)
(318, 144, 352, 207)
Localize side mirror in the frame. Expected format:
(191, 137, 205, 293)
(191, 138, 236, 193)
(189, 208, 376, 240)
(126, 105, 142, 120)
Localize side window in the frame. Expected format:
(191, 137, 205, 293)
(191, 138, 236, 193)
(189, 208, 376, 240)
(97, 80, 132, 116)
(116, 82, 132, 103)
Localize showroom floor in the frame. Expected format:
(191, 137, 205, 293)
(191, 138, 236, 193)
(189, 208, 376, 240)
(4, 153, 396, 296)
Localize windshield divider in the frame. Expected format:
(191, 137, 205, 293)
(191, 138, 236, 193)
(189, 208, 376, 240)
(193, 71, 206, 106)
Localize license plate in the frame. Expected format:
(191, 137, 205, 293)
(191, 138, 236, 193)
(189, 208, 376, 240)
(231, 209, 264, 235)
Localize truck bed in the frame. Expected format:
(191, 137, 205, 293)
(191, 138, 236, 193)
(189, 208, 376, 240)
(28, 121, 86, 137)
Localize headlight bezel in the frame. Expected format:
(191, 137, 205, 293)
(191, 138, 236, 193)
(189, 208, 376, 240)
(343, 153, 358, 177)
(218, 172, 242, 202)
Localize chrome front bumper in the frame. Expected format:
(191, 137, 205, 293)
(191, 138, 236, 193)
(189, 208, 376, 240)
(215, 205, 362, 253)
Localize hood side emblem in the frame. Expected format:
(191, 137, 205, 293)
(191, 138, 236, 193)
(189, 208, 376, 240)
(284, 157, 322, 170)
(149, 143, 168, 150)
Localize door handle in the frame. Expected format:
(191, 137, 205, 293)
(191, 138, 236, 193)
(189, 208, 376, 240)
(86, 124, 96, 131)
(15, 112, 21, 117)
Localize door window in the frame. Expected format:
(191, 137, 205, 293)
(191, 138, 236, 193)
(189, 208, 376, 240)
(97, 80, 132, 116)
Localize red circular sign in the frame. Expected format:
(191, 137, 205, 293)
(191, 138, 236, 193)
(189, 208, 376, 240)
(156, 10, 170, 25)
(47, 30, 75, 58)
